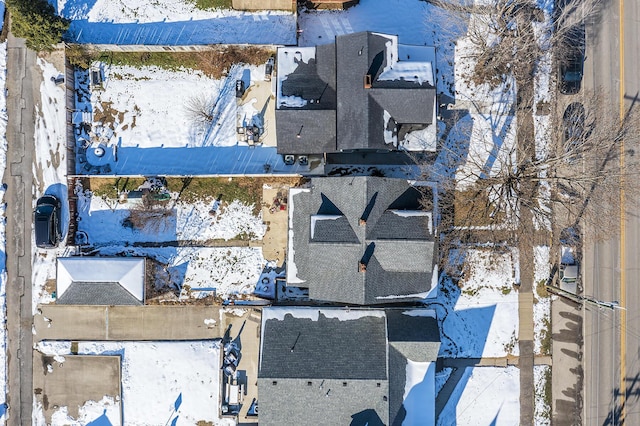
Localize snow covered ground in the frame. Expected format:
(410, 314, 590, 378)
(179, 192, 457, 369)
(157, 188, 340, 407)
(534, 246, 552, 355)
(534, 365, 552, 425)
(50, 0, 296, 45)
(74, 62, 311, 175)
(432, 248, 520, 358)
(438, 366, 520, 425)
(75, 184, 266, 245)
(35, 340, 228, 426)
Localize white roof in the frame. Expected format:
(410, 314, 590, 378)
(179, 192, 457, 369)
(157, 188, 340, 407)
(57, 257, 145, 302)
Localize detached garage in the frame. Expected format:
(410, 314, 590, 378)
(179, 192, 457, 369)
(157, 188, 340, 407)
(56, 257, 146, 305)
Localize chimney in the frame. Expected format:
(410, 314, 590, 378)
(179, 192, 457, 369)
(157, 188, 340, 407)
(359, 218, 366, 226)
(359, 262, 367, 272)
(364, 74, 372, 89)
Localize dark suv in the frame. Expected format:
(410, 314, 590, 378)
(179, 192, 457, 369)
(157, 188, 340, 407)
(558, 26, 585, 94)
(34, 195, 62, 248)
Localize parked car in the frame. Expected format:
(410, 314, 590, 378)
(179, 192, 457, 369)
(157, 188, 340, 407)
(562, 102, 586, 163)
(559, 245, 580, 294)
(558, 26, 585, 95)
(34, 195, 62, 248)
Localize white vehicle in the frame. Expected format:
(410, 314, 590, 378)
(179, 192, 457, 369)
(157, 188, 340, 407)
(559, 245, 579, 294)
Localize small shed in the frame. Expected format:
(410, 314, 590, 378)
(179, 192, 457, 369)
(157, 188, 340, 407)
(56, 257, 146, 305)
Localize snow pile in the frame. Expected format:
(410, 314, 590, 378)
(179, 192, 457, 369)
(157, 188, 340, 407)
(433, 249, 519, 358)
(438, 366, 520, 425)
(36, 340, 226, 425)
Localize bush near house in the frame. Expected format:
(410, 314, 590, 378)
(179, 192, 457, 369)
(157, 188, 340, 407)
(7, 0, 69, 51)
(189, 0, 233, 10)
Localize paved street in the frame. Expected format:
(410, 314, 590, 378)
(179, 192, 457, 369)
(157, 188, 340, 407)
(4, 30, 38, 425)
(582, 0, 640, 422)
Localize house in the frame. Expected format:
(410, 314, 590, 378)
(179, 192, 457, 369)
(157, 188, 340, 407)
(257, 307, 440, 425)
(287, 176, 438, 305)
(276, 31, 437, 156)
(56, 257, 146, 305)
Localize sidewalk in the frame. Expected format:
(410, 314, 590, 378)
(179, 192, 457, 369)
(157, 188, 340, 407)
(551, 296, 583, 425)
(33, 305, 224, 341)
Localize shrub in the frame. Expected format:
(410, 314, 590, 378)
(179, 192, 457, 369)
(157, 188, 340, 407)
(7, 0, 70, 51)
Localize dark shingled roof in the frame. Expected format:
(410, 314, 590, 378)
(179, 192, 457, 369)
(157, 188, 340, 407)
(288, 177, 436, 305)
(276, 32, 436, 155)
(257, 307, 440, 426)
(259, 311, 387, 380)
(56, 282, 143, 305)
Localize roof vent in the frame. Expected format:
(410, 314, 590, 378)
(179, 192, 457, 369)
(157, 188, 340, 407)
(364, 74, 372, 89)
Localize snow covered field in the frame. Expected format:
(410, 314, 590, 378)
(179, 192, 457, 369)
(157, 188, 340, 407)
(36, 340, 227, 425)
(438, 366, 520, 425)
(433, 248, 520, 358)
(73, 62, 310, 175)
(50, 0, 296, 45)
(75, 185, 266, 245)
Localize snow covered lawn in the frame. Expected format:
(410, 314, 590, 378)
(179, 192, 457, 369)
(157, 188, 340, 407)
(438, 366, 520, 425)
(74, 180, 266, 245)
(51, 0, 296, 45)
(36, 340, 226, 426)
(431, 248, 520, 358)
(74, 61, 308, 175)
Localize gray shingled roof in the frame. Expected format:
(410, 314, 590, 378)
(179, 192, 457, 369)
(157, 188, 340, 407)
(258, 307, 440, 426)
(259, 311, 387, 380)
(288, 177, 436, 305)
(276, 32, 436, 155)
(56, 282, 143, 305)
(258, 378, 389, 426)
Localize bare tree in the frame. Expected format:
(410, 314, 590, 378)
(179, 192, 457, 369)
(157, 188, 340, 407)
(430, 91, 640, 247)
(184, 93, 216, 125)
(419, 0, 620, 249)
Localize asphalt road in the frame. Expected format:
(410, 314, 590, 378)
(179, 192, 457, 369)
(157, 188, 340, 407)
(4, 32, 37, 425)
(582, 0, 640, 422)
